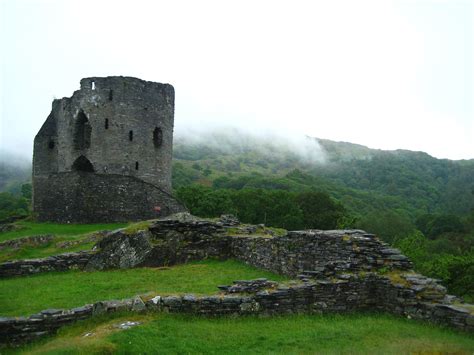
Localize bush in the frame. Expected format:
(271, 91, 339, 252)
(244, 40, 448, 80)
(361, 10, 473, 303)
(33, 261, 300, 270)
(0, 192, 29, 222)
(176, 185, 346, 230)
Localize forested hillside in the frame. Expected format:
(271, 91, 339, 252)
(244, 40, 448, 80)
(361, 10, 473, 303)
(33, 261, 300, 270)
(0, 151, 31, 221)
(0, 151, 31, 195)
(173, 132, 474, 218)
(172, 131, 474, 300)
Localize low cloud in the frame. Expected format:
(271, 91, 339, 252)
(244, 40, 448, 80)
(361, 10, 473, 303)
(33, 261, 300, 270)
(174, 125, 327, 165)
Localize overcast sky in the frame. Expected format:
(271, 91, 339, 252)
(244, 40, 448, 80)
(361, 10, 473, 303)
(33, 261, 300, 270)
(1, 0, 473, 160)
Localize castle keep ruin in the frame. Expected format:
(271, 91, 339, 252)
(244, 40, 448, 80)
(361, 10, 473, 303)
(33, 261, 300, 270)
(33, 76, 185, 223)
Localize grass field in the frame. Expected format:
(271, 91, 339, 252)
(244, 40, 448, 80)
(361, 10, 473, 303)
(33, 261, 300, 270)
(0, 259, 288, 316)
(12, 312, 474, 354)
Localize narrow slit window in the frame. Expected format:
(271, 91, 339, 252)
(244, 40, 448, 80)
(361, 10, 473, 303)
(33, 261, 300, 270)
(153, 127, 163, 148)
(109, 89, 113, 101)
(135, 161, 139, 170)
(91, 81, 96, 90)
(129, 130, 133, 141)
(105, 118, 109, 129)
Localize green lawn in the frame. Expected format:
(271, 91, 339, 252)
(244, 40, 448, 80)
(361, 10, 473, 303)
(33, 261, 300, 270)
(0, 259, 288, 316)
(0, 221, 127, 242)
(14, 313, 474, 354)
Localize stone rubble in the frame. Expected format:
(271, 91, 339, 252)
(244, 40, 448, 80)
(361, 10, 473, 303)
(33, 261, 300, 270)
(114, 321, 141, 330)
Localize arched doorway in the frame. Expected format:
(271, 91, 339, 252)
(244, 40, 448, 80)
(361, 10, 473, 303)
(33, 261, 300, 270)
(72, 155, 95, 172)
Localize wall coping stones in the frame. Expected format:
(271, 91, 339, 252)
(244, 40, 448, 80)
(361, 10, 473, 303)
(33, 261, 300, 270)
(0, 251, 94, 278)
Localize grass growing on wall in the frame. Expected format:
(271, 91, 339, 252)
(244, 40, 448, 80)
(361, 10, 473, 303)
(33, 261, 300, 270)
(15, 313, 474, 354)
(0, 259, 288, 316)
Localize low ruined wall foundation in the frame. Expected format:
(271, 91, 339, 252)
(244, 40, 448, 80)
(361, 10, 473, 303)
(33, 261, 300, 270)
(1, 216, 473, 345)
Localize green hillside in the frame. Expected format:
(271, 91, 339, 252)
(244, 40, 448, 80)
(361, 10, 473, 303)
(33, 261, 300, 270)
(173, 132, 474, 217)
(171, 131, 474, 300)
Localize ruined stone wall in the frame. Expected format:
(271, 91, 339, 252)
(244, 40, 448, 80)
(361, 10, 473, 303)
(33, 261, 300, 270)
(33, 172, 185, 223)
(2, 276, 473, 345)
(0, 251, 93, 277)
(1, 219, 473, 344)
(230, 230, 412, 278)
(2, 221, 409, 275)
(0, 221, 420, 280)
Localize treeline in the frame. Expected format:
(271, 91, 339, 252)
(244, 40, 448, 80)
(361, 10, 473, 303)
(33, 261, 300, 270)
(395, 212, 474, 298)
(176, 181, 474, 301)
(0, 184, 31, 222)
(176, 185, 346, 231)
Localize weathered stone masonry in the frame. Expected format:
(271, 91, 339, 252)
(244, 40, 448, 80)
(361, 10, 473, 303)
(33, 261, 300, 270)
(0, 251, 93, 278)
(33, 76, 185, 223)
(230, 230, 412, 278)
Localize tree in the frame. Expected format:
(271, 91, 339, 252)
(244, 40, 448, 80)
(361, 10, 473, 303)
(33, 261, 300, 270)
(357, 210, 415, 243)
(0, 192, 29, 222)
(296, 191, 345, 230)
(21, 183, 32, 200)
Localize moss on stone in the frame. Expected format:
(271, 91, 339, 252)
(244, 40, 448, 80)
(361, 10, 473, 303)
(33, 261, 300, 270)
(385, 270, 412, 288)
(122, 221, 154, 235)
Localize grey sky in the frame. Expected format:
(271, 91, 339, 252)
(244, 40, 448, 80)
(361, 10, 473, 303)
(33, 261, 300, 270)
(1, 0, 473, 160)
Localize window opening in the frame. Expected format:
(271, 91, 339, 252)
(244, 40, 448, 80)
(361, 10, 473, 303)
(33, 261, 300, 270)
(105, 118, 109, 129)
(153, 127, 163, 148)
(129, 130, 133, 141)
(135, 161, 139, 170)
(74, 110, 91, 150)
(91, 81, 96, 90)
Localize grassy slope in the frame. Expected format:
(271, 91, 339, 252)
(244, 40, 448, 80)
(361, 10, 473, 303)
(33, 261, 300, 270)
(0, 221, 127, 262)
(0, 260, 288, 316)
(0, 240, 97, 263)
(0, 221, 126, 242)
(15, 313, 474, 354)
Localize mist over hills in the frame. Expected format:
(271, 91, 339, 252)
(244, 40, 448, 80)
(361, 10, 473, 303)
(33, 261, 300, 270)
(0, 150, 31, 194)
(2, 129, 473, 218)
(172, 129, 474, 218)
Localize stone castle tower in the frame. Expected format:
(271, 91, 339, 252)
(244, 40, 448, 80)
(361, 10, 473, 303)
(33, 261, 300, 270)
(33, 76, 185, 223)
